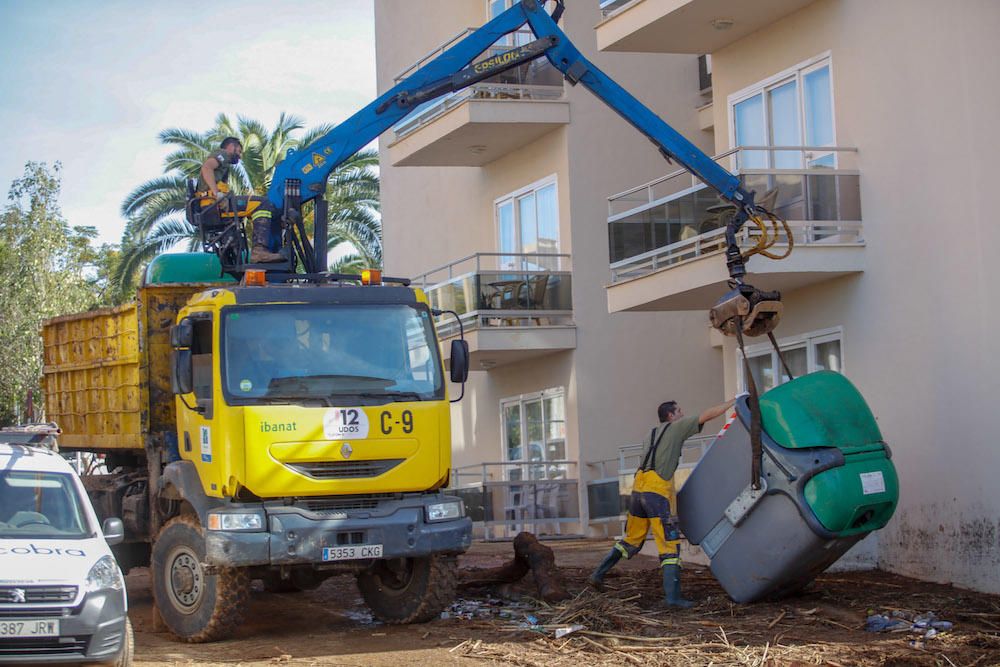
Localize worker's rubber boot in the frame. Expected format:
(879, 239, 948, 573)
(587, 547, 622, 592)
(250, 219, 285, 263)
(662, 563, 694, 609)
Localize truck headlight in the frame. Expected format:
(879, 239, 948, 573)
(425, 500, 463, 522)
(207, 512, 265, 531)
(85, 555, 124, 593)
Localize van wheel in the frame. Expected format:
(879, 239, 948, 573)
(111, 617, 134, 667)
(357, 555, 457, 624)
(151, 514, 250, 642)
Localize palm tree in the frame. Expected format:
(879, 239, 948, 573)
(114, 113, 382, 295)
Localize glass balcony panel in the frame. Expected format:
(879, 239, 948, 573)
(392, 29, 564, 142)
(416, 253, 573, 336)
(607, 147, 862, 279)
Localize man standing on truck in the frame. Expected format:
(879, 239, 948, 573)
(198, 137, 284, 263)
(588, 397, 735, 608)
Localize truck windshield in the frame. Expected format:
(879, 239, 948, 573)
(223, 304, 445, 403)
(0, 471, 91, 540)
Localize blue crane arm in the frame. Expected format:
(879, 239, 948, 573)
(522, 2, 748, 206)
(267, 0, 760, 278)
(265, 5, 532, 208)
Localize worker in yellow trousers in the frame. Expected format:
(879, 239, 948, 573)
(589, 398, 734, 607)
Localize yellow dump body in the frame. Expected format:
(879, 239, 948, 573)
(42, 284, 219, 451)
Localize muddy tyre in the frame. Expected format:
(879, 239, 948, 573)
(357, 555, 457, 624)
(151, 514, 250, 642)
(110, 617, 134, 667)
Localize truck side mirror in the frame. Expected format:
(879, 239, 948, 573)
(102, 517, 124, 546)
(170, 318, 194, 348)
(450, 340, 470, 384)
(171, 349, 193, 394)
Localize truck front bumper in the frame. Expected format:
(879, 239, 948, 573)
(204, 493, 472, 568)
(0, 590, 128, 664)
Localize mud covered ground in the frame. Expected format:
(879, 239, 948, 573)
(130, 539, 1000, 666)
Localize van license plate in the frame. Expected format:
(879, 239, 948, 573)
(0, 619, 60, 638)
(322, 544, 383, 561)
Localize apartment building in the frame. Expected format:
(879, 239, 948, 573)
(596, 0, 1000, 593)
(374, 0, 728, 538)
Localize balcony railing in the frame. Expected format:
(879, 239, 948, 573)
(449, 460, 581, 540)
(413, 253, 573, 338)
(599, 0, 635, 17)
(585, 434, 715, 529)
(392, 29, 565, 141)
(607, 146, 862, 282)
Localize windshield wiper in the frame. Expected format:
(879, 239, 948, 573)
(328, 391, 425, 404)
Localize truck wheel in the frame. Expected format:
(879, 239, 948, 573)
(357, 555, 457, 624)
(110, 617, 134, 667)
(151, 514, 250, 642)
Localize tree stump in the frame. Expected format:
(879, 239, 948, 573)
(459, 531, 569, 602)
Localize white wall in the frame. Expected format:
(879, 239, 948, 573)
(712, 0, 1000, 592)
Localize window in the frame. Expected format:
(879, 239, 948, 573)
(191, 318, 213, 403)
(0, 472, 90, 540)
(730, 55, 835, 169)
(738, 328, 843, 392)
(496, 177, 559, 270)
(222, 304, 444, 404)
(501, 388, 567, 481)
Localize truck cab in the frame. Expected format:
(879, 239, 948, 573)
(152, 264, 473, 641)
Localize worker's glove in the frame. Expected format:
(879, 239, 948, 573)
(213, 190, 226, 201)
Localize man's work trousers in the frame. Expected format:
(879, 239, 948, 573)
(614, 469, 681, 569)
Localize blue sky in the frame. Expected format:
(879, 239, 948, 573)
(0, 0, 377, 244)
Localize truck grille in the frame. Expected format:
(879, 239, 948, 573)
(296, 494, 396, 513)
(0, 636, 89, 657)
(0, 606, 75, 618)
(0, 586, 77, 604)
(286, 459, 404, 480)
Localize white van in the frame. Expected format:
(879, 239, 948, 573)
(0, 442, 133, 665)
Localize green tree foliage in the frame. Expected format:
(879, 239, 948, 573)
(0, 163, 113, 425)
(115, 113, 382, 294)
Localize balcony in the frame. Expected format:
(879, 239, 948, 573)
(605, 146, 864, 312)
(596, 0, 818, 54)
(387, 29, 569, 167)
(450, 461, 581, 540)
(414, 253, 575, 369)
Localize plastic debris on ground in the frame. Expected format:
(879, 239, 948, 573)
(440, 597, 535, 622)
(865, 609, 954, 640)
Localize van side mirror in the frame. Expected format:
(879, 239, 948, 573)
(102, 517, 124, 546)
(170, 318, 193, 348)
(450, 340, 470, 384)
(171, 349, 193, 394)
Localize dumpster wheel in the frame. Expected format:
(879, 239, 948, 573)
(357, 554, 457, 624)
(151, 514, 250, 642)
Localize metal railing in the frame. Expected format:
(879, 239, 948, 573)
(392, 29, 565, 141)
(610, 220, 864, 282)
(449, 460, 581, 540)
(599, 0, 636, 17)
(413, 253, 573, 338)
(584, 434, 715, 527)
(607, 146, 862, 281)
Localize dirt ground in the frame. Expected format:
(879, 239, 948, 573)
(130, 539, 1000, 667)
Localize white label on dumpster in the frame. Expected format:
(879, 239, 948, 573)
(860, 471, 885, 495)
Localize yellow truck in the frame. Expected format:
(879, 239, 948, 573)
(41, 253, 472, 642)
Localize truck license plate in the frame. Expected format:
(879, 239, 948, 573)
(322, 544, 383, 561)
(0, 619, 60, 638)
